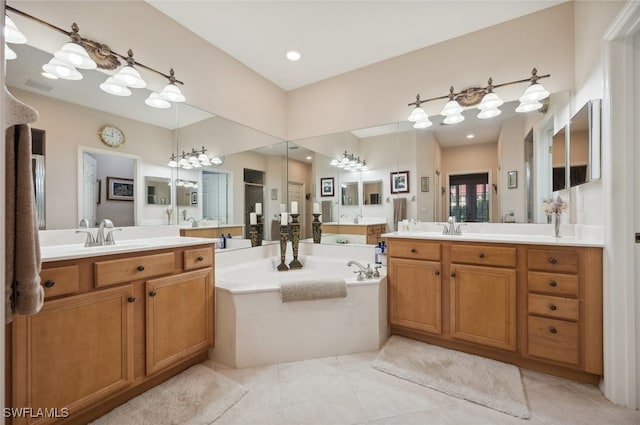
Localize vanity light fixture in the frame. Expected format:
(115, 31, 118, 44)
(7, 5, 186, 107)
(330, 151, 368, 172)
(407, 68, 550, 128)
(168, 147, 223, 169)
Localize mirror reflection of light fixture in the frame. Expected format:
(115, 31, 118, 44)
(5, 44, 17, 60)
(407, 68, 550, 127)
(330, 151, 368, 172)
(6, 5, 187, 107)
(168, 147, 223, 168)
(5, 15, 26, 61)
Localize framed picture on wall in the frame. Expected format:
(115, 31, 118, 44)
(191, 191, 198, 205)
(390, 171, 410, 194)
(421, 176, 429, 192)
(107, 177, 134, 201)
(320, 177, 335, 197)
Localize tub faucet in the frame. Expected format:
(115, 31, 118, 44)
(186, 217, 199, 228)
(354, 214, 363, 224)
(347, 260, 373, 279)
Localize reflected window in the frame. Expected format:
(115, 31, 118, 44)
(449, 173, 489, 222)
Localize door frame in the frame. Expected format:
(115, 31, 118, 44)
(445, 169, 493, 222)
(602, 1, 640, 408)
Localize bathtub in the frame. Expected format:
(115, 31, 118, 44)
(214, 255, 388, 368)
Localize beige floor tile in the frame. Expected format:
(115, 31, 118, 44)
(368, 401, 547, 425)
(281, 398, 368, 425)
(280, 374, 357, 406)
(558, 379, 612, 406)
(278, 360, 309, 382)
(216, 363, 280, 387)
(344, 368, 460, 421)
(337, 351, 379, 372)
(303, 356, 343, 376)
(215, 382, 283, 425)
(527, 382, 640, 425)
(520, 368, 568, 391)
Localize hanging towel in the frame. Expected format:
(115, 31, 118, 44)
(393, 198, 407, 231)
(5, 124, 44, 323)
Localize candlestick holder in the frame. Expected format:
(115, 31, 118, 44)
(277, 225, 289, 271)
(249, 225, 259, 247)
(289, 213, 303, 270)
(256, 214, 263, 246)
(312, 213, 322, 244)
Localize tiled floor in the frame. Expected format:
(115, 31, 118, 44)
(203, 352, 640, 425)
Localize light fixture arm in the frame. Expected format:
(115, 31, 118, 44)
(6, 5, 184, 85)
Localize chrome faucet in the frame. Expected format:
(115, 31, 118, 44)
(186, 217, 199, 228)
(96, 219, 114, 245)
(347, 260, 373, 279)
(354, 214, 363, 224)
(437, 216, 465, 235)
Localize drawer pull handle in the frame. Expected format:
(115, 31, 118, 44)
(549, 326, 558, 334)
(127, 296, 136, 303)
(410, 248, 417, 253)
(197, 255, 204, 261)
(548, 257, 558, 264)
(450, 271, 456, 278)
(44, 280, 55, 288)
(137, 265, 145, 272)
(549, 304, 557, 311)
(149, 291, 157, 297)
(549, 281, 558, 287)
(435, 270, 440, 276)
(478, 253, 485, 258)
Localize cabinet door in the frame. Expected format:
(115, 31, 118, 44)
(12, 286, 135, 425)
(146, 269, 214, 375)
(450, 264, 517, 351)
(389, 258, 442, 334)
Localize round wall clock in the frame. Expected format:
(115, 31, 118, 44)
(98, 125, 125, 148)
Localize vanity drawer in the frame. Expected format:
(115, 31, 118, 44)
(450, 244, 516, 268)
(387, 240, 440, 261)
(528, 249, 578, 274)
(94, 252, 175, 287)
(184, 247, 214, 271)
(40, 265, 79, 298)
(367, 225, 382, 235)
(528, 316, 579, 365)
(528, 271, 578, 296)
(528, 293, 579, 321)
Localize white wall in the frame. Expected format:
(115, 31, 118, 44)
(498, 116, 526, 222)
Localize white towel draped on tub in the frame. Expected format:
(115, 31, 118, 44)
(280, 279, 347, 303)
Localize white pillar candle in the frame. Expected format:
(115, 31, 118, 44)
(280, 212, 288, 226)
(313, 202, 320, 214)
(255, 203, 262, 215)
(250, 212, 257, 225)
(279, 203, 286, 213)
(291, 201, 298, 214)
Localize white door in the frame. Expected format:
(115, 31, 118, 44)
(83, 153, 97, 227)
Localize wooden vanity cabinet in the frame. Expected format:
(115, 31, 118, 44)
(322, 223, 386, 244)
(387, 238, 603, 383)
(9, 244, 215, 425)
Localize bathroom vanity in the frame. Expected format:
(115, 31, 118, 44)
(179, 224, 244, 238)
(323, 223, 386, 245)
(8, 237, 215, 425)
(385, 231, 603, 383)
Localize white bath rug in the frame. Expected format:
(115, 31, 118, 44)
(90, 364, 248, 425)
(372, 336, 530, 419)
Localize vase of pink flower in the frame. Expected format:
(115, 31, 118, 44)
(542, 196, 568, 237)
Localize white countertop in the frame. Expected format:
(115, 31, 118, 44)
(40, 236, 216, 262)
(382, 231, 603, 247)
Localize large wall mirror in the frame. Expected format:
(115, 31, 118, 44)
(569, 99, 601, 185)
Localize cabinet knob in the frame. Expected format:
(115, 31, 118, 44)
(149, 290, 157, 297)
(549, 304, 557, 311)
(137, 265, 145, 272)
(478, 253, 485, 258)
(127, 296, 136, 303)
(197, 255, 204, 261)
(44, 280, 55, 288)
(549, 326, 558, 334)
(549, 281, 558, 287)
(548, 257, 558, 264)
(410, 248, 417, 253)
(435, 270, 440, 276)
(450, 271, 456, 278)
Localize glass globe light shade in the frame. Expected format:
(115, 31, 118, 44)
(519, 83, 550, 103)
(42, 58, 82, 80)
(160, 83, 186, 102)
(478, 92, 504, 110)
(113, 65, 147, 88)
(408, 106, 428, 122)
(100, 77, 132, 96)
(477, 107, 502, 119)
(443, 113, 465, 125)
(54, 42, 96, 69)
(515, 100, 543, 113)
(5, 17, 27, 44)
(413, 118, 433, 129)
(5, 44, 16, 60)
(440, 99, 463, 116)
(145, 93, 171, 109)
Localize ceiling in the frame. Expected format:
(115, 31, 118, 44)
(146, 0, 566, 91)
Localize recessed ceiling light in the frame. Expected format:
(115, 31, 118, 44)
(466, 134, 475, 139)
(306, 156, 312, 160)
(286, 50, 301, 61)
